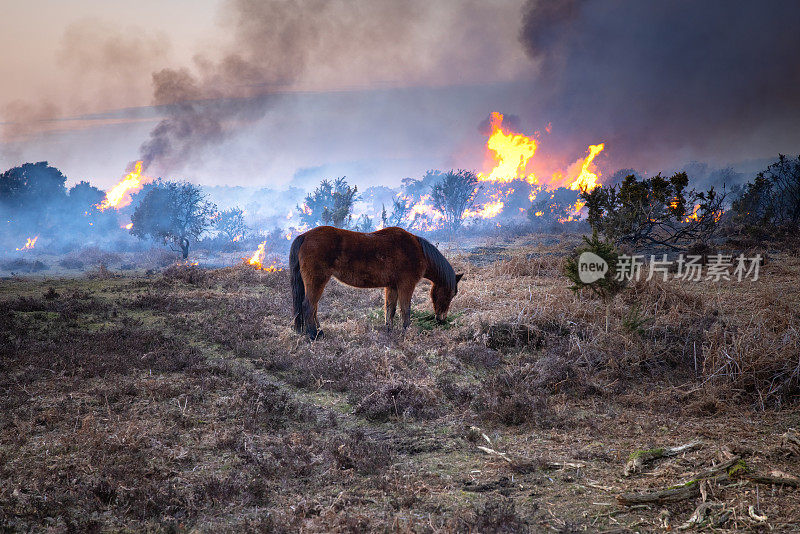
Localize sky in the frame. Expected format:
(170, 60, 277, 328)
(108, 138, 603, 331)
(2, 0, 799, 190)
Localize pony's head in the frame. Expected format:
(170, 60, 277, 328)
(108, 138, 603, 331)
(431, 272, 463, 323)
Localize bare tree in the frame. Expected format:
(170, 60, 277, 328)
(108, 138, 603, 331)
(381, 196, 413, 228)
(732, 154, 800, 230)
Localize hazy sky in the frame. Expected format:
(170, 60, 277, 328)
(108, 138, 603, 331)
(1, 1, 216, 106)
(0, 0, 534, 187)
(2, 1, 799, 190)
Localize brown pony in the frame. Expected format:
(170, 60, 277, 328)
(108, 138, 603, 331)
(289, 226, 463, 339)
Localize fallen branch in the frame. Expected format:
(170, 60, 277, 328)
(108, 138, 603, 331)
(545, 461, 586, 470)
(476, 445, 514, 464)
(618, 479, 702, 505)
(617, 457, 741, 505)
(624, 441, 704, 476)
(472, 429, 584, 473)
(619, 456, 799, 507)
(742, 469, 800, 488)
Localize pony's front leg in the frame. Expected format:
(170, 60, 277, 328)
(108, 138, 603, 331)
(398, 285, 413, 330)
(384, 287, 398, 331)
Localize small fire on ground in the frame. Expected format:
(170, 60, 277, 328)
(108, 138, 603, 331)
(245, 241, 281, 271)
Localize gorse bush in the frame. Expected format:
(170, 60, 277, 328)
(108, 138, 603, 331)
(298, 177, 359, 228)
(581, 172, 724, 249)
(430, 169, 480, 233)
(564, 231, 627, 332)
(563, 231, 626, 301)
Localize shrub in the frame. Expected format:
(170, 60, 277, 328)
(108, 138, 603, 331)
(564, 231, 626, 301)
(430, 169, 480, 233)
(582, 172, 725, 249)
(463, 498, 530, 533)
(298, 177, 359, 228)
(1, 258, 48, 272)
(58, 257, 84, 270)
(730, 154, 800, 235)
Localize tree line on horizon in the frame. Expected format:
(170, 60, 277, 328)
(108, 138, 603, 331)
(1, 155, 798, 258)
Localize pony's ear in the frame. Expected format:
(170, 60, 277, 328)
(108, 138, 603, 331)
(455, 272, 464, 283)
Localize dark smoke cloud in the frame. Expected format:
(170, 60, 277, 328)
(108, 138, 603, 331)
(518, 0, 800, 171)
(520, 0, 583, 60)
(139, 0, 430, 175)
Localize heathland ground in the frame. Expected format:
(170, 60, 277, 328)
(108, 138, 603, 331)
(1, 234, 799, 532)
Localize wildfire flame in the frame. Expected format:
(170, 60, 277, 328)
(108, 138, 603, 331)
(478, 112, 539, 185)
(564, 144, 605, 191)
(122, 222, 133, 230)
(685, 203, 701, 222)
(245, 240, 280, 271)
(478, 113, 604, 222)
(97, 161, 152, 211)
(16, 235, 38, 250)
(394, 113, 605, 227)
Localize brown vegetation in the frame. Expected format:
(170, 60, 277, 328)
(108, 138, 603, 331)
(1, 234, 798, 531)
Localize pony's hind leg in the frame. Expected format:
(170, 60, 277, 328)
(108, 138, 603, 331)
(384, 286, 398, 331)
(293, 307, 304, 333)
(302, 273, 329, 340)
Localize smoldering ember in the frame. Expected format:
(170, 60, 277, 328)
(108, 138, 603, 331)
(1, 1, 800, 532)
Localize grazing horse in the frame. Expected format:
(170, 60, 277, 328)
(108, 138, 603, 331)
(289, 226, 463, 339)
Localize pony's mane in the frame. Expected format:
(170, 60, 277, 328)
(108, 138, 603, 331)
(417, 236, 456, 291)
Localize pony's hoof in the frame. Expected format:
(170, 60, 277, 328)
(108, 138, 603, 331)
(309, 330, 324, 341)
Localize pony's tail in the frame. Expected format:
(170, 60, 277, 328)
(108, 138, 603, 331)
(289, 234, 306, 333)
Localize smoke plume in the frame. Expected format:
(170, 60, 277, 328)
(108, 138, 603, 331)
(138, 0, 420, 175)
(518, 0, 800, 170)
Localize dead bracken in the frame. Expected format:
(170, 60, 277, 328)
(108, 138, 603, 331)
(1, 236, 798, 531)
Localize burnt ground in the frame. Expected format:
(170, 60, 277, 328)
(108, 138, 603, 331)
(1, 236, 799, 532)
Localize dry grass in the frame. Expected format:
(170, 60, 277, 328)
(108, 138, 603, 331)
(1, 234, 798, 531)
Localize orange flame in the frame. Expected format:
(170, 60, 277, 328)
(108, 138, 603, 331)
(685, 204, 701, 222)
(478, 112, 539, 184)
(564, 144, 605, 191)
(16, 235, 38, 250)
(245, 240, 281, 271)
(470, 113, 604, 222)
(381, 113, 605, 228)
(97, 161, 152, 211)
(122, 222, 133, 230)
